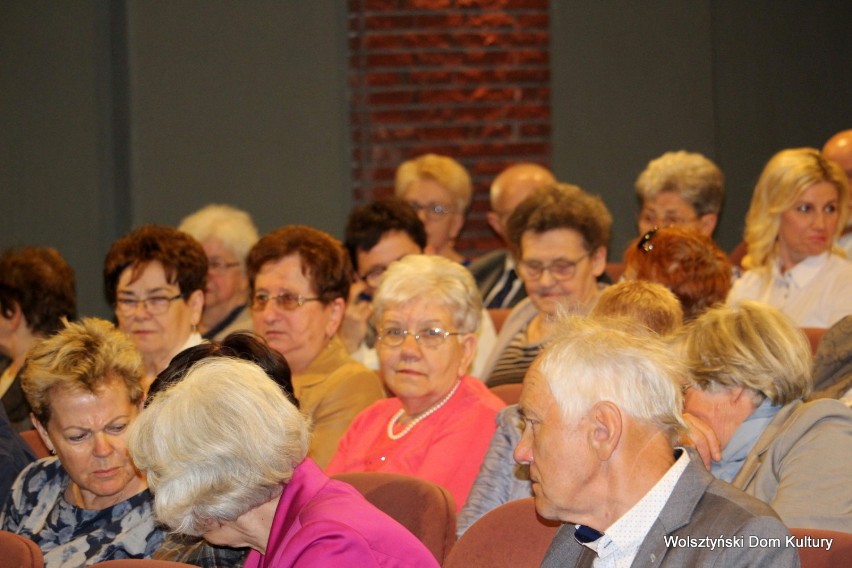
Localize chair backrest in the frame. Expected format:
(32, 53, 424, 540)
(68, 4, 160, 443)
(800, 328, 826, 355)
(487, 308, 512, 334)
(331, 471, 456, 565)
(790, 527, 852, 568)
(91, 561, 197, 567)
(0, 531, 44, 568)
(19, 430, 51, 459)
(443, 497, 560, 568)
(489, 383, 523, 406)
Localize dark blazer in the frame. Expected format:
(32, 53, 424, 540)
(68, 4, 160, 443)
(469, 249, 527, 309)
(541, 453, 799, 568)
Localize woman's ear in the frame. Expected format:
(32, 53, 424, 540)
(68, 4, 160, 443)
(325, 297, 346, 338)
(31, 413, 55, 455)
(188, 289, 205, 327)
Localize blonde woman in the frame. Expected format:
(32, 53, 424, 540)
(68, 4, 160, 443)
(728, 147, 852, 328)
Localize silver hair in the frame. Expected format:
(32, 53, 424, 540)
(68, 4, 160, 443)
(179, 203, 259, 264)
(372, 254, 482, 334)
(635, 150, 724, 216)
(129, 357, 310, 535)
(536, 316, 688, 445)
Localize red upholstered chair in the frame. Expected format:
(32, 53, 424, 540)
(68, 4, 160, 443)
(487, 308, 512, 334)
(91, 561, 196, 567)
(19, 430, 51, 459)
(790, 527, 852, 568)
(443, 497, 560, 568)
(331, 471, 456, 565)
(0, 530, 44, 568)
(605, 262, 625, 283)
(800, 328, 826, 355)
(489, 383, 523, 406)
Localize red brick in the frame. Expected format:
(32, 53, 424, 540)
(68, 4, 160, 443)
(520, 123, 551, 137)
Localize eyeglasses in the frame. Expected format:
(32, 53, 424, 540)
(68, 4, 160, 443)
(518, 254, 589, 281)
(377, 327, 462, 348)
(359, 264, 388, 290)
(406, 201, 456, 220)
(250, 292, 320, 312)
(208, 259, 241, 273)
(639, 211, 697, 228)
(637, 228, 658, 253)
(115, 293, 183, 316)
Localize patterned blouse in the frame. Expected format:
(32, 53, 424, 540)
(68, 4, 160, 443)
(1, 457, 165, 567)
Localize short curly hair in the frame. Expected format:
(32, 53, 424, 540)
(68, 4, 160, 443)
(0, 247, 76, 336)
(21, 317, 144, 425)
(247, 225, 352, 304)
(624, 226, 731, 321)
(635, 150, 725, 216)
(507, 183, 612, 256)
(103, 225, 208, 306)
(344, 199, 426, 271)
(394, 153, 473, 210)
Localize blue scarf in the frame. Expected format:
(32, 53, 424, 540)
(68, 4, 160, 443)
(711, 399, 782, 482)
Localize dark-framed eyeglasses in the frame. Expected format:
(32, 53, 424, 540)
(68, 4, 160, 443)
(115, 293, 183, 316)
(250, 292, 320, 312)
(637, 228, 658, 253)
(377, 327, 462, 348)
(518, 254, 589, 281)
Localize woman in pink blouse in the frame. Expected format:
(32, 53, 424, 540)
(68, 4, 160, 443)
(327, 255, 505, 510)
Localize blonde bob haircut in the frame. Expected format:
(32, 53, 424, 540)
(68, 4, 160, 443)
(679, 301, 812, 405)
(129, 357, 310, 535)
(22, 317, 144, 425)
(743, 147, 849, 271)
(590, 280, 683, 337)
(372, 254, 482, 335)
(178, 203, 259, 265)
(536, 316, 688, 446)
(394, 153, 473, 210)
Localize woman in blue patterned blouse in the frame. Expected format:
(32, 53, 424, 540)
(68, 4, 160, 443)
(0, 317, 164, 566)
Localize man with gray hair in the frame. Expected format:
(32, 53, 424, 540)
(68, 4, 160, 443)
(471, 163, 556, 309)
(516, 317, 797, 567)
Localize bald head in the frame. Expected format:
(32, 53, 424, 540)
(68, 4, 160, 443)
(824, 130, 852, 183)
(488, 163, 556, 242)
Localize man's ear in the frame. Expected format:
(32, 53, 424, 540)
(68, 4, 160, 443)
(588, 401, 622, 461)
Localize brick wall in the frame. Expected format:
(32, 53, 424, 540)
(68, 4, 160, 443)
(348, 0, 551, 256)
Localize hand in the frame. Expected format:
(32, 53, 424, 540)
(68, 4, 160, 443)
(339, 281, 372, 354)
(681, 412, 722, 470)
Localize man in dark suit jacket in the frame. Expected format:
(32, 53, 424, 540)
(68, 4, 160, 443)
(470, 163, 555, 309)
(515, 317, 799, 568)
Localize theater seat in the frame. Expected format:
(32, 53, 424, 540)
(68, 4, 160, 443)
(443, 497, 560, 568)
(331, 471, 456, 564)
(0, 530, 43, 568)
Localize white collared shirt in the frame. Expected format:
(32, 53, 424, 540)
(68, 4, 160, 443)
(580, 450, 691, 568)
(728, 252, 852, 328)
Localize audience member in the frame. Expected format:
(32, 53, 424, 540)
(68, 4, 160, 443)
(1, 318, 164, 566)
(482, 184, 612, 387)
(471, 163, 556, 309)
(680, 301, 852, 532)
(130, 357, 438, 568)
(728, 147, 852, 328)
(635, 150, 725, 237)
(104, 225, 207, 390)
(342, 199, 497, 378)
(623, 226, 732, 321)
(178, 204, 259, 340)
(327, 255, 505, 511)
(0, 246, 76, 430)
(457, 281, 683, 536)
(810, 315, 852, 402)
(247, 225, 384, 468)
(822, 129, 852, 255)
(146, 331, 297, 567)
(394, 153, 472, 264)
(517, 317, 796, 567)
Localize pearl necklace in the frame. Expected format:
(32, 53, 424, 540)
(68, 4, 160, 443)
(386, 380, 461, 440)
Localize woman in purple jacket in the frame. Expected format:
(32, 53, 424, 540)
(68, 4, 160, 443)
(129, 356, 437, 568)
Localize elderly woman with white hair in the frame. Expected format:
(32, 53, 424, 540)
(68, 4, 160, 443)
(681, 301, 852, 532)
(178, 203, 259, 341)
(327, 255, 505, 510)
(130, 357, 438, 568)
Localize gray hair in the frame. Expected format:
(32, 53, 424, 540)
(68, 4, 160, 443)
(635, 151, 725, 216)
(678, 301, 812, 405)
(178, 204, 260, 264)
(129, 357, 310, 535)
(372, 254, 482, 334)
(536, 316, 687, 445)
